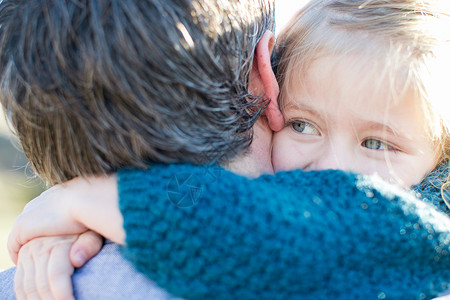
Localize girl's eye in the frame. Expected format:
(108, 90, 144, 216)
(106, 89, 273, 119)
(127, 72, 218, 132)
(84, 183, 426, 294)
(362, 138, 393, 151)
(291, 121, 319, 135)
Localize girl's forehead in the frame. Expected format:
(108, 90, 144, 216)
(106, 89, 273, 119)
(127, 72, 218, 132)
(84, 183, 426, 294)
(285, 53, 412, 107)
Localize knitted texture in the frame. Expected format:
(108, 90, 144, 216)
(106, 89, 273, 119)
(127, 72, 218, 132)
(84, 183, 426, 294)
(118, 164, 450, 300)
(412, 163, 450, 217)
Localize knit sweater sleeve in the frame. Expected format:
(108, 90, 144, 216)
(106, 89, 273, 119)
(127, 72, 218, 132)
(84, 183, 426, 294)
(118, 164, 450, 299)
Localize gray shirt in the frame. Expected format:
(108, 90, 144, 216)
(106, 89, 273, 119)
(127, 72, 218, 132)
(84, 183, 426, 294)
(0, 241, 179, 300)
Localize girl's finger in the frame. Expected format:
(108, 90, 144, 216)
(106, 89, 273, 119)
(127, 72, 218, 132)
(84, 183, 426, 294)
(34, 244, 55, 300)
(70, 230, 104, 268)
(48, 241, 75, 300)
(16, 246, 39, 300)
(13, 260, 26, 300)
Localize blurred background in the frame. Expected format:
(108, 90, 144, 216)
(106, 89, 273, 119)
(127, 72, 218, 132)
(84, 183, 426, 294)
(0, 112, 45, 270)
(0, 0, 307, 271)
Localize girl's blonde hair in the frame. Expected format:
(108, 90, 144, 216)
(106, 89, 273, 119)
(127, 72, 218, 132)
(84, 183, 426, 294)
(276, 0, 450, 199)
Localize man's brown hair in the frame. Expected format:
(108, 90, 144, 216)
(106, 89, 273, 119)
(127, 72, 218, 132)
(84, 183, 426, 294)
(0, 0, 275, 184)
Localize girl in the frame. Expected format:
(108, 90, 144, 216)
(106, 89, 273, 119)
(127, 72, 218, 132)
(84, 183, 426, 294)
(272, 0, 450, 192)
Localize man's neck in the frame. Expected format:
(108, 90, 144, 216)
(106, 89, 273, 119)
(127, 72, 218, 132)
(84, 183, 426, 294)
(224, 117, 274, 177)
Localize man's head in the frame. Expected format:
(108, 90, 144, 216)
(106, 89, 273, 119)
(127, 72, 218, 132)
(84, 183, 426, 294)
(0, 0, 280, 184)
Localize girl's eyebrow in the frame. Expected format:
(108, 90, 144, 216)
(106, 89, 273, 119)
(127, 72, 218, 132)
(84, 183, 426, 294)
(364, 121, 399, 137)
(281, 102, 327, 127)
(354, 120, 418, 146)
(282, 101, 319, 115)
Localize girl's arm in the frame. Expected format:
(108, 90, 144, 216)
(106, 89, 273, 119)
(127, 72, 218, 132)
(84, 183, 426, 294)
(8, 175, 124, 265)
(117, 164, 450, 299)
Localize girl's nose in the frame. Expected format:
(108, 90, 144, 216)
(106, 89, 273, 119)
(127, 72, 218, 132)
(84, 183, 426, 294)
(309, 145, 354, 172)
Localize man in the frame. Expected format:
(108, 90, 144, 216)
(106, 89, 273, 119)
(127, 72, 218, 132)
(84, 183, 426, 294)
(0, 0, 282, 298)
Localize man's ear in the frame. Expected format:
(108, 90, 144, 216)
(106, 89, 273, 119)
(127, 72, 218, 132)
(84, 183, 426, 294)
(249, 31, 284, 132)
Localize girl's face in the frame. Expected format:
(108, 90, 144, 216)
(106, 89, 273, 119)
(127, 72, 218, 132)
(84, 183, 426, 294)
(272, 55, 438, 187)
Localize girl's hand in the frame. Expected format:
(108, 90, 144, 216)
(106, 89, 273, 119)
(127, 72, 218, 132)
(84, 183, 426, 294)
(8, 175, 124, 265)
(14, 231, 103, 300)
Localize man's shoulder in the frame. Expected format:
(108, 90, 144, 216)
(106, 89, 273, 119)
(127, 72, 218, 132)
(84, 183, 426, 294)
(0, 242, 180, 300)
(0, 267, 15, 300)
(73, 241, 177, 299)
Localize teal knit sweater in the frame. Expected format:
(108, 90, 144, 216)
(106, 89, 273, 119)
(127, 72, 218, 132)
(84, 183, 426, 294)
(118, 164, 450, 299)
